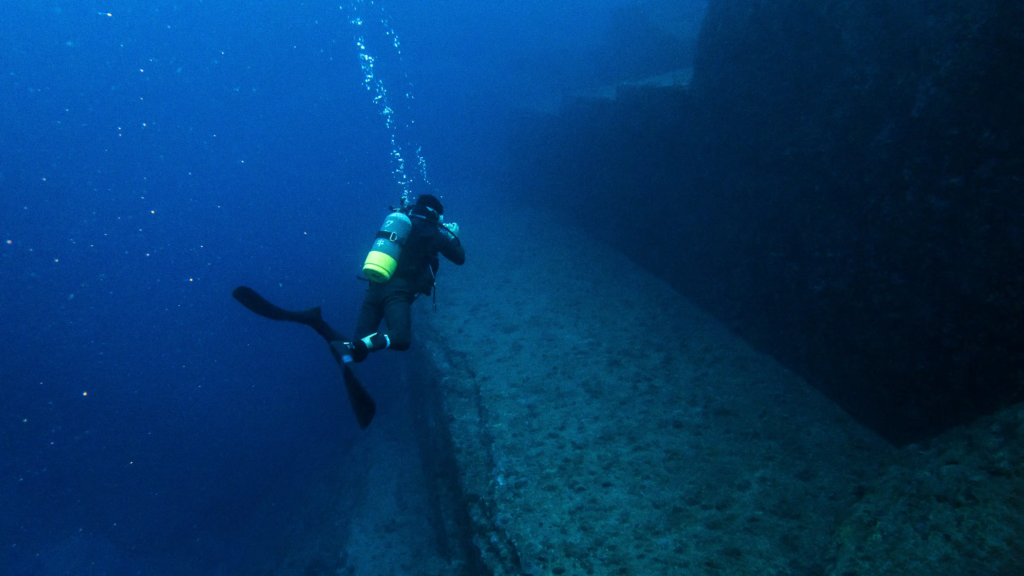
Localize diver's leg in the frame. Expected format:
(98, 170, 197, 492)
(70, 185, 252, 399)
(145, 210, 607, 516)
(381, 289, 416, 351)
(354, 285, 385, 339)
(345, 285, 417, 360)
(343, 284, 387, 363)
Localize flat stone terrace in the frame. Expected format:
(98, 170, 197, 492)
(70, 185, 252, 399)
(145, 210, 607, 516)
(415, 203, 895, 576)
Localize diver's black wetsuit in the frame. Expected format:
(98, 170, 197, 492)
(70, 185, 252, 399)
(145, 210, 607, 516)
(354, 208, 464, 350)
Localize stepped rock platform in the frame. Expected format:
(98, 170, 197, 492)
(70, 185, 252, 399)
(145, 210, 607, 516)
(415, 203, 896, 575)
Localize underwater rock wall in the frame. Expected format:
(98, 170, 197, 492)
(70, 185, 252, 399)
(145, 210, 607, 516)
(508, 0, 1024, 444)
(416, 201, 1024, 575)
(416, 203, 894, 575)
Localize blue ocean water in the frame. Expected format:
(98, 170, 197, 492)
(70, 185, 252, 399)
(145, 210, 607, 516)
(2, 1, 706, 573)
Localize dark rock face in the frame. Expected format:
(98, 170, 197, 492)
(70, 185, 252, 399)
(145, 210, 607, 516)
(508, 0, 1024, 444)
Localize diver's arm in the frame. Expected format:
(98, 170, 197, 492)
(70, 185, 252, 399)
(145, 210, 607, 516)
(438, 229, 465, 265)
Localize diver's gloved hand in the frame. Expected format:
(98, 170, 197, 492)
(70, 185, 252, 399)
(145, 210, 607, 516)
(443, 222, 459, 237)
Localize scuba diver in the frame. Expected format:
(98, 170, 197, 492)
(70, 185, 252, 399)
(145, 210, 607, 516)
(340, 193, 465, 363)
(231, 193, 463, 429)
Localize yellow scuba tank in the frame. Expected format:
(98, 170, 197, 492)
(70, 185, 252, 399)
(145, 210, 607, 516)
(362, 211, 413, 282)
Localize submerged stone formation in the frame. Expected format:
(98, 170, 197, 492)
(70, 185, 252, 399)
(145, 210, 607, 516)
(507, 0, 1024, 444)
(415, 204, 892, 575)
(412, 202, 1023, 575)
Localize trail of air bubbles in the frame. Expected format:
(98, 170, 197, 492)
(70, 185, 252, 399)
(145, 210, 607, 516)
(345, 0, 431, 206)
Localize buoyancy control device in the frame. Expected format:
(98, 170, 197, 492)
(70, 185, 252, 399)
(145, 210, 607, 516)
(362, 210, 412, 282)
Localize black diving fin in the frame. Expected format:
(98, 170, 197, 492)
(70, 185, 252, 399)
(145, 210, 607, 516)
(232, 286, 376, 429)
